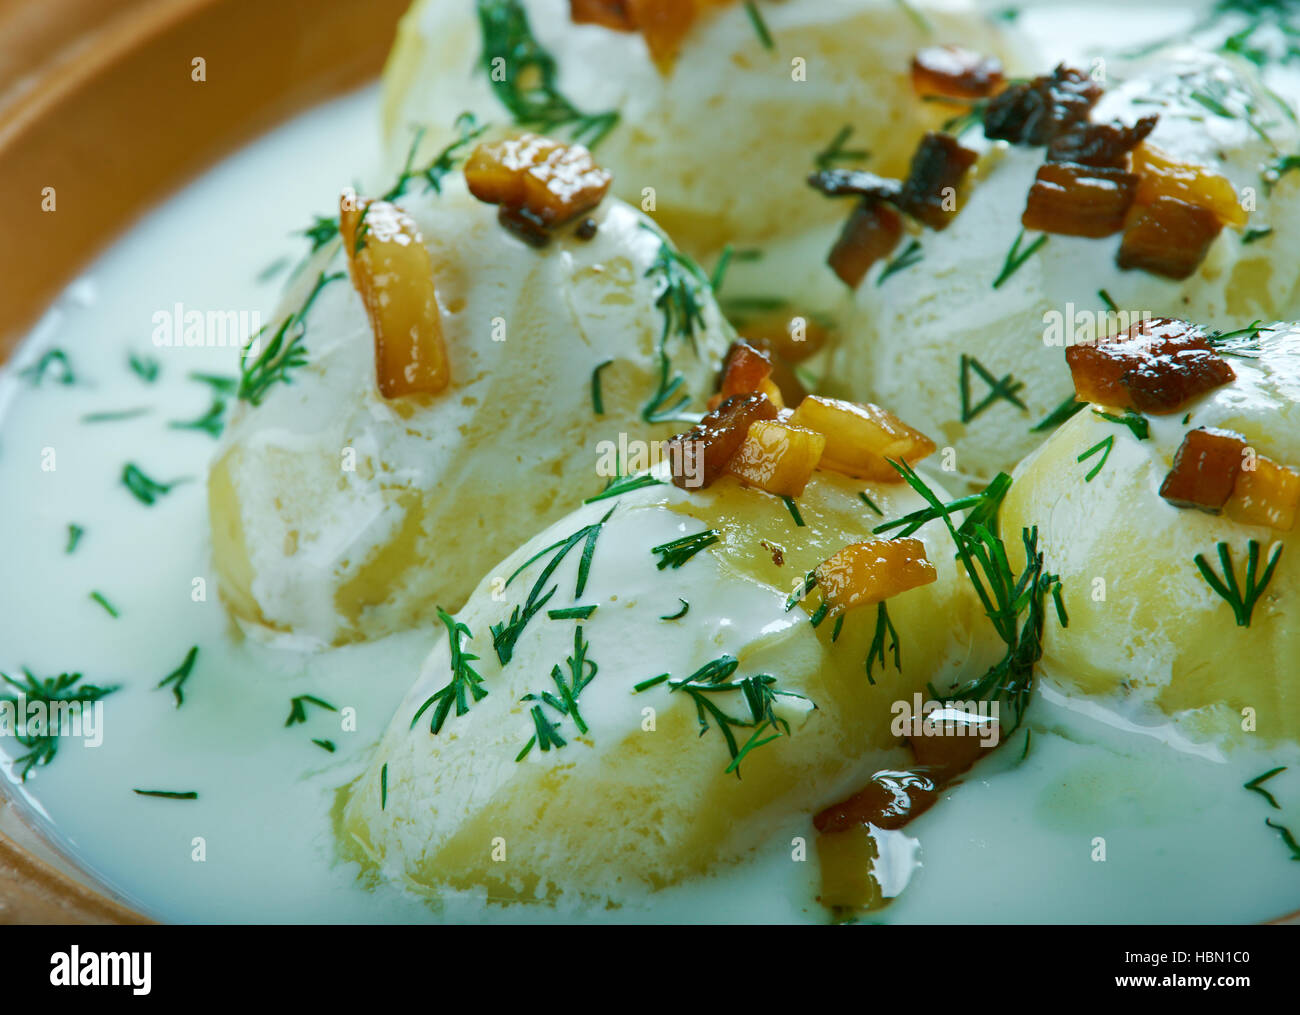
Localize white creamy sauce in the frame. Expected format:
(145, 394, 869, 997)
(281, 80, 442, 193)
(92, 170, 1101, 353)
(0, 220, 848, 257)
(1, 3, 1299, 924)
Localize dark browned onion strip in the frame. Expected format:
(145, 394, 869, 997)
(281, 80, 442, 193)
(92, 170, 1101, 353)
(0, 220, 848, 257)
(665, 392, 779, 489)
(897, 131, 978, 231)
(911, 45, 1004, 100)
(826, 201, 904, 288)
(984, 64, 1102, 146)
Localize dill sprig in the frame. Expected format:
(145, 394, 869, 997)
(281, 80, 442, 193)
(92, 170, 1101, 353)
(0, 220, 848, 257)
(492, 509, 614, 663)
(0, 670, 118, 781)
(1266, 818, 1300, 860)
(547, 605, 597, 620)
(641, 229, 711, 422)
(864, 602, 900, 685)
(284, 694, 338, 727)
(1193, 539, 1283, 627)
(237, 270, 344, 406)
(743, 1, 775, 49)
(874, 471, 1012, 540)
(782, 496, 805, 527)
(81, 408, 150, 424)
(412, 609, 488, 734)
(859, 491, 884, 516)
(156, 646, 199, 708)
(1094, 408, 1150, 441)
(476, 0, 619, 146)
(65, 524, 84, 554)
(890, 461, 1066, 732)
(516, 625, 599, 760)
(585, 472, 666, 504)
(633, 655, 812, 777)
(590, 359, 613, 415)
(89, 591, 119, 618)
(661, 599, 690, 621)
(651, 529, 720, 570)
(1245, 766, 1287, 809)
(121, 463, 182, 506)
(18, 349, 75, 387)
(128, 352, 160, 383)
(877, 239, 923, 286)
(960, 354, 1026, 422)
(1077, 434, 1114, 482)
(1208, 320, 1270, 359)
(992, 229, 1048, 289)
(133, 789, 198, 800)
(814, 125, 870, 170)
(1031, 394, 1086, 433)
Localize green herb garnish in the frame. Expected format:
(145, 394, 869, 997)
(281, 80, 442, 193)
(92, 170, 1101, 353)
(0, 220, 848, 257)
(237, 270, 344, 406)
(877, 239, 923, 286)
(960, 354, 1026, 422)
(157, 646, 199, 708)
(782, 496, 805, 527)
(864, 602, 900, 685)
(1245, 766, 1287, 809)
(1193, 539, 1283, 627)
(1077, 434, 1114, 482)
(1031, 394, 1086, 433)
(18, 349, 75, 387)
(743, 1, 775, 49)
(121, 463, 181, 506)
(585, 472, 666, 504)
(89, 591, 119, 618)
(133, 789, 198, 800)
(590, 359, 613, 415)
(548, 605, 598, 620)
(412, 609, 488, 734)
(65, 524, 84, 554)
(814, 125, 870, 171)
(516, 625, 598, 760)
(284, 694, 338, 727)
(992, 229, 1048, 289)
(0, 670, 118, 781)
(651, 529, 720, 570)
(476, 0, 619, 146)
(128, 353, 160, 383)
(661, 599, 690, 621)
(641, 229, 710, 422)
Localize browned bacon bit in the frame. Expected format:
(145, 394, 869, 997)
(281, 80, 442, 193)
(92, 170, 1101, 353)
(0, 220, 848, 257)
(908, 717, 1000, 781)
(807, 168, 903, 203)
(569, 0, 635, 30)
(717, 340, 774, 400)
(813, 771, 939, 833)
(1065, 317, 1236, 414)
(497, 205, 550, 248)
(897, 132, 979, 230)
(983, 65, 1102, 146)
(665, 392, 778, 489)
(739, 312, 828, 366)
(827, 201, 904, 289)
(1117, 196, 1224, 281)
(1159, 428, 1249, 513)
(911, 45, 1004, 100)
(1047, 115, 1159, 169)
(1021, 161, 1138, 238)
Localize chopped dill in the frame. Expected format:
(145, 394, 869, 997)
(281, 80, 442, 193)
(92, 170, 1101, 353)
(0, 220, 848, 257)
(476, 0, 619, 146)
(877, 240, 923, 286)
(1031, 394, 1086, 433)
(992, 230, 1048, 289)
(1193, 539, 1283, 627)
(782, 496, 805, 527)
(133, 789, 198, 800)
(1098, 289, 1118, 313)
(284, 694, 338, 727)
(547, 605, 598, 621)
(413, 609, 488, 733)
(493, 509, 614, 663)
(960, 354, 1026, 422)
(81, 408, 150, 424)
(743, 1, 775, 49)
(1094, 408, 1150, 441)
(814, 125, 870, 171)
(380, 763, 389, 810)
(516, 625, 598, 760)
(89, 591, 119, 618)
(661, 599, 690, 621)
(18, 349, 75, 387)
(651, 529, 720, 570)
(156, 646, 199, 708)
(121, 463, 182, 506)
(864, 602, 900, 685)
(0, 670, 118, 781)
(859, 491, 884, 516)
(585, 472, 665, 504)
(641, 228, 711, 422)
(590, 359, 613, 415)
(1245, 766, 1287, 810)
(312, 738, 336, 753)
(128, 352, 160, 383)
(65, 524, 84, 554)
(1077, 434, 1114, 482)
(237, 270, 344, 406)
(1265, 818, 1300, 860)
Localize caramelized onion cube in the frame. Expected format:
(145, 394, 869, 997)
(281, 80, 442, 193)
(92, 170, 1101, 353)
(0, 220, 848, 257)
(813, 771, 939, 834)
(739, 311, 829, 366)
(1047, 115, 1158, 169)
(718, 340, 774, 400)
(666, 392, 779, 490)
(1159, 428, 1248, 513)
(569, 0, 636, 30)
(983, 64, 1102, 146)
(339, 191, 449, 399)
(465, 134, 612, 227)
(911, 45, 1004, 100)
(627, 0, 698, 68)
(1065, 317, 1235, 413)
(1021, 161, 1137, 238)
(1226, 456, 1300, 531)
(827, 201, 903, 289)
(816, 825, 884, 911)
(814, 537, 937, 613)
(1117, 196, 1224, 280)
(725, 419, 826, 498)
(788, 395, 935, 482)
(897, 132, 978, 231)
(1132, 143, 1248, 228)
